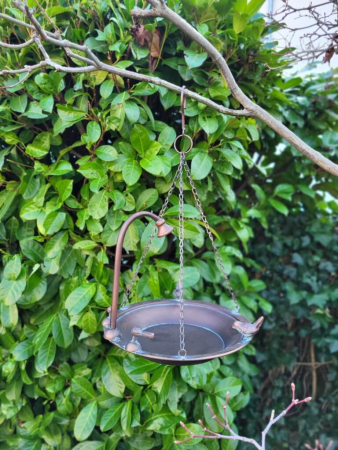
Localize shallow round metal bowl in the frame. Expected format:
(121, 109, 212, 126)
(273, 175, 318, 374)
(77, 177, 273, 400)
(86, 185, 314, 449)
(103, 299, 254, 365)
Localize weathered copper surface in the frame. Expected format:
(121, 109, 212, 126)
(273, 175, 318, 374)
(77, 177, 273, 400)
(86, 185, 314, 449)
(103, 299, 259, 365)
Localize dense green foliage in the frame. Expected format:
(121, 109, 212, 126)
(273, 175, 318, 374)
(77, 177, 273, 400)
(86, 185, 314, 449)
(0, 0, 337, 449)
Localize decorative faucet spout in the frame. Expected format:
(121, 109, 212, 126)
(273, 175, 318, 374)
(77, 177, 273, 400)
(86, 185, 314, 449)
(110, 212, 173, 329)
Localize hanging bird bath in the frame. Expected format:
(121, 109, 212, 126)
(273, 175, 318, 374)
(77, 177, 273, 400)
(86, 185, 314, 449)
(102, 87, 264, 365)
(102, 210, 264, 366)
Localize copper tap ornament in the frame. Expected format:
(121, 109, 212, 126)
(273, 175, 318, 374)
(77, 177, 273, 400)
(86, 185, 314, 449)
(102, 87, 263, 365)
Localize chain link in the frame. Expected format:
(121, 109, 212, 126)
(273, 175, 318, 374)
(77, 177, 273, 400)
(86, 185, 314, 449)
(178, 153, 187, 358)
(121, 164, 182, 308)
(183, 160, 240, 313)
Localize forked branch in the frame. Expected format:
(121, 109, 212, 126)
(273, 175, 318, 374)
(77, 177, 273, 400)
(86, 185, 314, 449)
(175, 383, 312, 449)
(1, 1, 338, 175)
(305, 440, 334, 450)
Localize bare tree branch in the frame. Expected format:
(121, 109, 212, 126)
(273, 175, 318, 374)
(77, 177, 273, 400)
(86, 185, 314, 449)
(131, 0, 338, 177)
(0, 4, 248, 118)
(0, 37, 34, 49)
(175, 383, 312, 449)
(305, 440, 334, 450)
(268, 0, 338, 64)
(1, 1, 338, 175)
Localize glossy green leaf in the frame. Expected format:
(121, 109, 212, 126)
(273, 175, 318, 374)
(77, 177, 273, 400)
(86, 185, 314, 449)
(74, 401, 98, 442)
(100, 403, 123, 431)
(35, 338, 56, 372)
(65, 284, 96, 315)
(268, 198, 289, 215)
(130, 125, 150, 157)
(52, 314, 74, 348)
(13, 339, 34, 361)
(122, 158, 142, 185)
(96, 145, 118, 161)
(88, 190, 109, 219)
(102, 357, 125, 397)
(191, 152, 213, 180)
(72, 377, 96, 400)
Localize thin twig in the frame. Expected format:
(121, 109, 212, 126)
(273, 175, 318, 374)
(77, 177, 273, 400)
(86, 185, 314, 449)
(175, 383, 312, 449)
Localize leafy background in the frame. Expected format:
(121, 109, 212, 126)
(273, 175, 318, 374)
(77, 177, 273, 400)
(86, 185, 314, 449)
(0, 0, 337, 449)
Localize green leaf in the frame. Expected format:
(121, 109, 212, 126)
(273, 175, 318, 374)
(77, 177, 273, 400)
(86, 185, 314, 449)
(184, 50, 208, 68)
(220, 149, 243, 170)
(214, 377, 242, 397)
(151, 366, 173, 404)
(87, 121, 101, 144)
(298, 184, 316, 198)
(173, 266, 200, 288)
(140, 155, 162, 176)
(10, 94, 27, 113)
(175, 423, 204, 446)
(43, 212, 66, 235)
(88, 190, 109, 220)
(74, 401, 98, 442)
(65, 284, 97, 315)
(0, 270, 26, 305)
(191, 153, 213, 180)
(100, 403, 123, 432)
(125, 101, 140, 124)
(4, 255, 21, 280)
(26, 132, 51, 159)
(122, 158, 142, 185)
(56, 180, 73, 202)
(1, 304, 18, 328)
(165, 204, 200, 219)
(35, 73, 56, 94)
(274, 183, 295, 201)
(136, 188, 159, 211)
(268, 198, 289, 215)
(100, 80, 114, 99)
(73, 240, 98, 250)
(130, 125, 150, 157)
(180, 363, 213, 389)
(45, 6, 73, 16)
(33, 315, 55, 351)
(96, 145, 118, 161)
(121, 400, 132, 432)
(52, 314, 74, 348)
(45, 231, 68, 258)
(124, 357, 160, 376)
(72, 377, 96, 400)
(198, 114, 218, 134)
(144, 406, 183, 433)
(233, 11, 249, 34)
(57, 105, 86, 122)
(35, 338, 56, 372)
(82, 311, 97, 334)
(102, 357, 125, 397)
(49, 161, 73, 176)
(246, 0, 266, 17)
(13, 339, 34, 361)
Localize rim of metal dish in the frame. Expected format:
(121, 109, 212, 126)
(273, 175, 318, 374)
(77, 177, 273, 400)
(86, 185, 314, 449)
(109, 299, 251, 362)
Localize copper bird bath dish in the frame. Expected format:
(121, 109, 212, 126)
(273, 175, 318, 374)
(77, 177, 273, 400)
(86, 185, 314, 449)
(102, 87, 264, 366)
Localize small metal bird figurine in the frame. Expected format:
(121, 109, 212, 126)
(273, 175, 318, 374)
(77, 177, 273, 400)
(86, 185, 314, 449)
(232, 316, 264, 337)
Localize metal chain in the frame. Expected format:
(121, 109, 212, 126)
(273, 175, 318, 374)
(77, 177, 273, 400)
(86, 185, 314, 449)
(183, 160, 240, 313)
(178, 153, 187, 358)
(121, 163, 183, 308)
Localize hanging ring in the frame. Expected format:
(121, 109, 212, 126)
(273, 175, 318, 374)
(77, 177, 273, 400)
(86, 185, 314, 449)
(174, 133, 193, 154)
(178, 349, 187, 359)
(174, 85, 193, 154)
